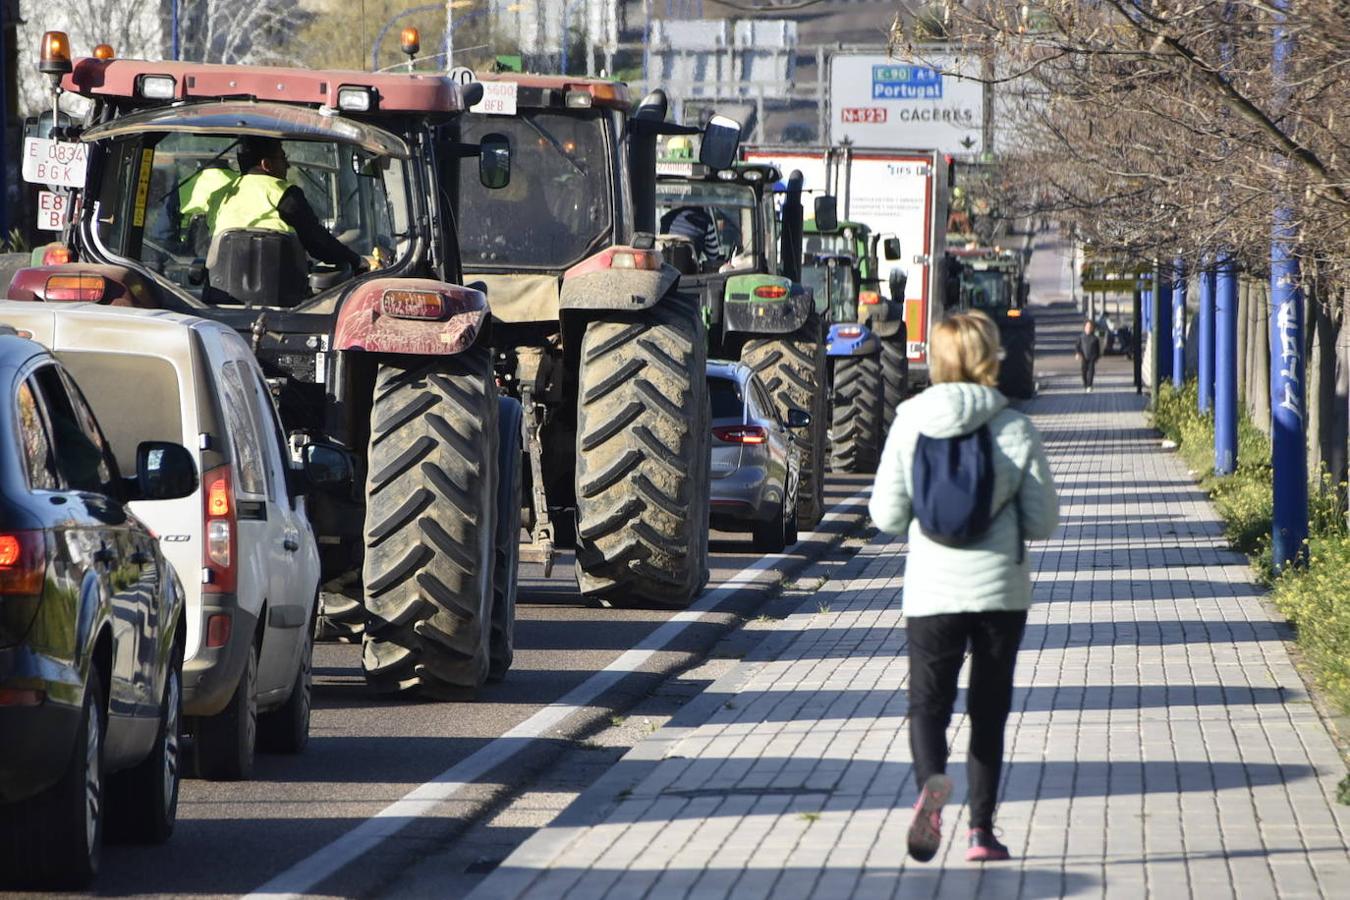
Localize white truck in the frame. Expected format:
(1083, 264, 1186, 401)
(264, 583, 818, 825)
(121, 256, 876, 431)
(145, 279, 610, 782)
(742, 145, 949, 383)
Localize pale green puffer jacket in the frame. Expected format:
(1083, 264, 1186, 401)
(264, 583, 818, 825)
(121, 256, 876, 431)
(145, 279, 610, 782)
(868, 382, 1060, 617)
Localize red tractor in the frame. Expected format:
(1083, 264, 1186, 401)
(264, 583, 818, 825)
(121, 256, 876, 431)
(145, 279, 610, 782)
(8, 33, 520, 698)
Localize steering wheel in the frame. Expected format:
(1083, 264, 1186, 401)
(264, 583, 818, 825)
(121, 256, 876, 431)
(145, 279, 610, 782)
(308, 259, 353, 293)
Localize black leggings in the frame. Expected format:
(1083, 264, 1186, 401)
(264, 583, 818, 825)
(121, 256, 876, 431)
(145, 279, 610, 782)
(1080, 356, 1098, 387)
(906, 610, 1027, 830)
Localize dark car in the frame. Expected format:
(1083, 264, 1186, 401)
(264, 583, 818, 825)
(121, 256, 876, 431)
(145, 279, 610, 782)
(0, 331, 197, 888)
(708, 361, 810, 552)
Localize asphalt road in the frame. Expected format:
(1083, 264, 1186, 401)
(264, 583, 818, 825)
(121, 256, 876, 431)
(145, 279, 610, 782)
(24, 474, 870, 899)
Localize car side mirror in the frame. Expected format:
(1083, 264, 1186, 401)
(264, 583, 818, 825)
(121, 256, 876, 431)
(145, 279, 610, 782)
(785, 408, 812, 429)
(302, 442, 355, 493)
(813, 196, 838, 233)
(698, 115, 742, 171)
(136, 441, 198, 501)
(479, 132, 511, 189)
(883, 237, 902, 260)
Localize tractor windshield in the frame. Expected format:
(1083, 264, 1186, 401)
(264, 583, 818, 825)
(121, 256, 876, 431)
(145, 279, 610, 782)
(962, 268, 1013, 311)
(458, 110, 613, 270)
(803, 231, 850, 257)
(90, 132, 414, 304)
(803, 261, 858, 323)
(655, 181, 759, 259)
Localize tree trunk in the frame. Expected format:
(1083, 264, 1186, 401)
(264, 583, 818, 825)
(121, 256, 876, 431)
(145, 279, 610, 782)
(1236, 273, 1249, 408)
(1251, 278, 1272, 437)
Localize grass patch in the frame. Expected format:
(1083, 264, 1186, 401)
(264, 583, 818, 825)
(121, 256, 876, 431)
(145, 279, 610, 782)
(1152, 383, 1350, 730)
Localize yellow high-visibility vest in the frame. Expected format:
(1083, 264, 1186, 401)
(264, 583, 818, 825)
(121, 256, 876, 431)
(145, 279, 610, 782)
(213, 173, 294, 235)
(178, 166, 238, 237)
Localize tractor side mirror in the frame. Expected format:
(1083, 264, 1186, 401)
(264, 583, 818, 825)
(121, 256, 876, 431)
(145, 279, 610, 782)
(699, 115, 742, 171)
(883, 237, 902, 260)
(479, 133, 511, 189)
(813, 196, 838, 233)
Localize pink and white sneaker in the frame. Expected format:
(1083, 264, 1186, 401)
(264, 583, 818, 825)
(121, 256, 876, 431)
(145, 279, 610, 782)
(966, 827, 1011, 862)
(906, 774, 952, 863)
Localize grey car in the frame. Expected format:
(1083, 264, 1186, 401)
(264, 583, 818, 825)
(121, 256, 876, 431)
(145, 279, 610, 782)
(708, 361, 811, 552)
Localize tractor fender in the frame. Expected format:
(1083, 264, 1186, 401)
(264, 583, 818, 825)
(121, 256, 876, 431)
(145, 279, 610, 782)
(332, 277, 488, 356)
(7, 264, 161, 307)
(722, 275, 812, 336)
(866, 317, 905, 339)
(558, 247, 680, 313)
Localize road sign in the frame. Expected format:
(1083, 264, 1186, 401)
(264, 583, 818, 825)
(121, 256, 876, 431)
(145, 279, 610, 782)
(36, 191, 70, 231)
(829, 52, 984, 156)
(23, 138, 89, 189)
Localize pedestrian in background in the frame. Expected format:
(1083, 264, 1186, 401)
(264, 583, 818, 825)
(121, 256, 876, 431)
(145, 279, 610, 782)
(869, 311, 1059, 864)
(1075, 320, 1101, 391)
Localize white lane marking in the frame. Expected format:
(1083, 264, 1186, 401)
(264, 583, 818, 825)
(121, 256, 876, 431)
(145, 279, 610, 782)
(245, 489, 871, 899)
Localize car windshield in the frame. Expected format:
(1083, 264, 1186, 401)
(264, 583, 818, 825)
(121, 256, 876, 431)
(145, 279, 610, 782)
(656, 181, 759, 258)
(94, 132, 413, 303)
(963, 269, 1012, 310)
(459, 110, 613, 269)
(708, 375, 744, 422)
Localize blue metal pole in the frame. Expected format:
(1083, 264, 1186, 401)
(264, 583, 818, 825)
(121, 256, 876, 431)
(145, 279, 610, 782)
(1198, 262, 1215, 413)
(172, 0, 181, 60)
(1156, 266, 1172, 383)
(1214, 254, 1238, 474)
(1270, 0, 1306, 571)
(1172, 258, 1186, 389)
(1270, 209, 1306, 568)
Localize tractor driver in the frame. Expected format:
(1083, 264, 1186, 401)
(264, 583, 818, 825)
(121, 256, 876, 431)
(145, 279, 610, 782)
(211, 136, 368, 280)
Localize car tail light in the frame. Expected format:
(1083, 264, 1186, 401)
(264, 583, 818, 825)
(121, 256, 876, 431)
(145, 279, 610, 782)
(754, 284, 788, 300)
(205, 614, 232, 649)
(713, 425, 768, 445)
(203, 466, 236, 593)
(44, 274, 106, 302)
(41, 244, 72, 266)
(0, 532, 45, 596)
(835, 325, 864, 339)
(1007, 308, 1023, 317)
(860, 290, 881, 305)
(0, 688, 45, 707)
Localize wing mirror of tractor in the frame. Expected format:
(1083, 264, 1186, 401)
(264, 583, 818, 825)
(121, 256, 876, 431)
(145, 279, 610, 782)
(813, 196, 839, 233)
(135, 441, 198, 502)
(301, 442, 356, 494)
(785, 408, 812, 429)
(883, 237, 902, 260)
(698, 115, 742, 171)
(479, 133, 512, 189)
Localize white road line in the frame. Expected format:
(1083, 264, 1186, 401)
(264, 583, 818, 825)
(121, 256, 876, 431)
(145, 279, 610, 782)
(245, 489, 871, 899)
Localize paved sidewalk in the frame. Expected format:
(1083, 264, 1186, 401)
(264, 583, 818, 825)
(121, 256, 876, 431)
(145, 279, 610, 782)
(469, 309, 1350, 899)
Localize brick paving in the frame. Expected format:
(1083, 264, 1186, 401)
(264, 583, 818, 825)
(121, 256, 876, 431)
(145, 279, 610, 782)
(470, 302, 1350, 899)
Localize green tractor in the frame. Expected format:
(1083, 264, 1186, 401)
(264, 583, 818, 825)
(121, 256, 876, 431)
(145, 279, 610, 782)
(654, 155, 829, 528)
(944, 245, 1035, 398)
(803, 216, 908, 473)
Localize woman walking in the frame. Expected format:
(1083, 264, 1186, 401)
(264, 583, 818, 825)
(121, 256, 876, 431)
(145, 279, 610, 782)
(869, 312, 1059, 863)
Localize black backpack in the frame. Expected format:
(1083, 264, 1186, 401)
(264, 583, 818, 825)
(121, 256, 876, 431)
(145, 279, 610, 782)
(912, 424, 998, 546)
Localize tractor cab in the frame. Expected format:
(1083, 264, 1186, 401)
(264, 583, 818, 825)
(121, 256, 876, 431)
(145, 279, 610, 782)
(944, 244, 1035, 397)
(653, 156, 814, 353)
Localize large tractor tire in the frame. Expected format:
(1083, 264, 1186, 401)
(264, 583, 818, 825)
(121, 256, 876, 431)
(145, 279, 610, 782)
(575, 293, 710, 607)
(741, 318, 828, 529)
(831, 355, 884, 473)
(880, 336, 908, 430)
(489, 397, 523, 682)
(361, 350, 498, 698)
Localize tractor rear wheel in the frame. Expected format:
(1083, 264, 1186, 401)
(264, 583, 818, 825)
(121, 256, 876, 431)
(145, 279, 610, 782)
(574, 293, 710, 607)
(830, 355, 884, 473)
(361, 351, 498, 698)
(741, 318, 828, 529)
(880, 335, 908, 430)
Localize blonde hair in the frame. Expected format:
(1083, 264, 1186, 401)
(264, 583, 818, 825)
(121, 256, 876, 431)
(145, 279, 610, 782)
(929, 311, 1001, 387)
